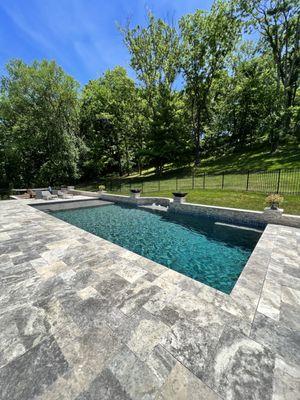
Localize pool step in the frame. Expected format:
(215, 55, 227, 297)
(33, 199, 113, 212)
(214, 221, 263, 233)
(139, 204, 169, 212)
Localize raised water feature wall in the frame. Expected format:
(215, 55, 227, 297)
(68, 189, 300, 229)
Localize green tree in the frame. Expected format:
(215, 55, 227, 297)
(121, 12, 187, 172)
(121, 11, 180, 100)
(236, 0, 300, 145)
(208, 52, 278, 153)
(180, 1, 241, 165)
(80, 67, 142, 177)
(0, 59, 82, 187)
(142, 88, 192, 172)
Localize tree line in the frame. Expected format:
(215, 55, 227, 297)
(0, 0, 299, 187)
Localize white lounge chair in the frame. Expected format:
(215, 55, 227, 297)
(41, 191, 58, 200)
(57, 190, 73, 199)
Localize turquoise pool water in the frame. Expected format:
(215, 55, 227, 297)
(52, 204, 261, 293)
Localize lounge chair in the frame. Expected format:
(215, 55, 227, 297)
(41, 191, 58, 200)
(27, 189, 36, 199)
(57, 190, 73, 199)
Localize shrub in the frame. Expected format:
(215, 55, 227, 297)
(265, 194, 284, 209)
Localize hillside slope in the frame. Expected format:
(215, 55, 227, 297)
(104, 145, 300, 184)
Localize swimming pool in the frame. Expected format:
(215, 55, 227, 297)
(51, 204, 261, 293)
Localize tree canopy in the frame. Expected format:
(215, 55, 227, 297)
(80, 67, 141, 177)
(0, 60, 83, 187)
(180, 0, 241, 164)
(0, 0, 299, 187)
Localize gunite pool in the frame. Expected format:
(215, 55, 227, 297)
(51, 203, 261, 294)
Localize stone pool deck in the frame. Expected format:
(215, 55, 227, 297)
(0, 199, 300, 400)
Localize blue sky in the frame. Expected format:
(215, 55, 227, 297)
(0, 0, 214, 86)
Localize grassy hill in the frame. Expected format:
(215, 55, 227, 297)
(196, 145, 300, 173)
(81, 144, 300, 185)
(80, 145, 300, 187)
(78, 145, 300, 215)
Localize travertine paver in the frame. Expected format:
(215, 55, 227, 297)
(0, 199, 300, 400)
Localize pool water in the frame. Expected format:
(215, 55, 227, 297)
(52, 204, 261, 294)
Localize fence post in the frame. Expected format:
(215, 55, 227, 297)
(276, 169, 281, 193)
(192, 171, 195, 189)
(142, 181, 144, 193)
(176, 177, 178, 191)
(221, 172, 225, 189)
(158, 179, 160, 192)
(246, 171, 250, 191)
(203, 172, 206, 189)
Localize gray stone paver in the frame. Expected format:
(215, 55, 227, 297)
(204, 326, 275, 400)
(157, 361, 221, 400)
(0, 199, 300, 400)
(272, 358, 300, 400)
(250, 312, 300, 367)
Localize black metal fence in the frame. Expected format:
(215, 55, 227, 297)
(105, 168, 300, 195)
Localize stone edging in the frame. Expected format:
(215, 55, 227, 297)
(70, 190, 300, 229)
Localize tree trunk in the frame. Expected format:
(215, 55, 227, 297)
(194, 109, 201, 166)
(125, 143, 130, 175)
(269, 124, 280, 153)
(116, 150, 122, 177)
(283, 86, 293, 133)
(118, 162, 122, 177)
(138, 160, 142, 175)
(194, 132, 201, 166)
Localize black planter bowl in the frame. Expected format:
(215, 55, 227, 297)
(270, 202, 279, 210)
(172, 192, 188, 197)
(130, 188, 141, 194)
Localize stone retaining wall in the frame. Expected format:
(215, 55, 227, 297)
(68, 189, 100, 198)
(99, 192, 171, 207)
(169, 202, 300, 229)
(68, 190, 300, 229)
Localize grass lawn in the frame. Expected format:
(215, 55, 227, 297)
(80, 146, 300, 195)
(98, 145, 300, 183)
(77, 145, 300, 213)
(77, 183, 300, 215)
(141, 189, 300, 215)
(196, 145, 300, 174)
